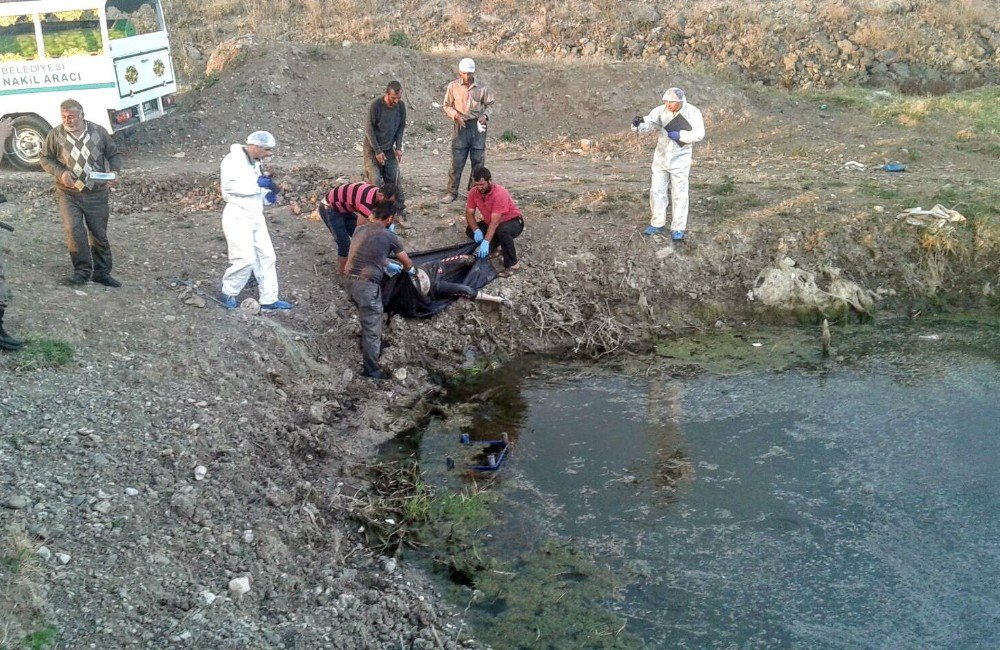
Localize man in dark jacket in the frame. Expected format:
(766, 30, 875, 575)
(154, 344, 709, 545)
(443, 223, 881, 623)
(363, 81, 407, 217)
(40, 98, 124, 287)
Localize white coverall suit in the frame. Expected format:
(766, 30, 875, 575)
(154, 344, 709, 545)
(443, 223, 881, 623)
(633, 100, 706, 232)
(220, 144, 279, 304)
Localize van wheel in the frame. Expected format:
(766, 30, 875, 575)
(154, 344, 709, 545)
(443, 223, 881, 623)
(6, 115, 51, 171)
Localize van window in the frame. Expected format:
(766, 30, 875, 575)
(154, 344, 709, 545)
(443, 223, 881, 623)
(40, 10, 103, 58)
(107, 0, 163, 38)
(0, 15, 38, 61)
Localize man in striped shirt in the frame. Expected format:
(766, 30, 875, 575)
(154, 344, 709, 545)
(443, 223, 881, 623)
(319, 181, 397, 274)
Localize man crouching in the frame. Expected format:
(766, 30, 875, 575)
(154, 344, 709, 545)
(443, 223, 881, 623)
(344, 202, 414, 380)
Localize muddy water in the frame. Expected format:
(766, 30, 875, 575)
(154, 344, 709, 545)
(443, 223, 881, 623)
(407, 322, 999, 648)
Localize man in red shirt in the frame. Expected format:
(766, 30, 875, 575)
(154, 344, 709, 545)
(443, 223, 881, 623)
(464, 166, 524, 276)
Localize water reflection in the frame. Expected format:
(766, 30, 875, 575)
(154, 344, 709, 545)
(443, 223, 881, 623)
(407, 322, 1000, 648)
(644, 376, 695, 502)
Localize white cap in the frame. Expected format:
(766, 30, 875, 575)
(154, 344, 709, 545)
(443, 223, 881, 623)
(246, 131, 276, 148)
(414, 268, 431, 296)
(458, 57, 476, 73)
(662, 87, 685, 103)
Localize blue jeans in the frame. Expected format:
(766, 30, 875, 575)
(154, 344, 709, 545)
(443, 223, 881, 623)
(447, 119, 486, 196)
(319, 205, 357, 258)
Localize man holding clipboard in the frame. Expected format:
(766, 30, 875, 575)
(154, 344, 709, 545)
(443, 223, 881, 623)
(631, 87, 705, 241)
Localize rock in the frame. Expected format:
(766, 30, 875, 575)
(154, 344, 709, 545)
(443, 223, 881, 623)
(240, 298, 261, 314)
(308, 403, 326, 424)
(184, 295, 207, 308)
(92, 500, 112, 514)
(199, 590, 217, 605)
(36, 546, 52, 561)
(229, 576, 251, 598)
(382, 557, 397, 573)
(125, 487, 140, 496)
(394, 367, 408, 381)
(194, 465, 207, 481)
(5, 495, 29, 509)
(57, 553, 71, 565)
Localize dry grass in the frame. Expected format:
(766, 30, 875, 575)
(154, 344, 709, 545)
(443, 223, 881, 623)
(0, 527, 48, 648)
(918, 0, 998, 32)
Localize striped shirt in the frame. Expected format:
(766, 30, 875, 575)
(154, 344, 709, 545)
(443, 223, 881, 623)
(325, 182, 380, 218)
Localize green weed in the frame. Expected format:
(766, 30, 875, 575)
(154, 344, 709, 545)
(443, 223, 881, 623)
(500, 129, 518, 143)
(385, 31, 412, 48)
(20, 624, 58, 650)
(711, 175, 736, 196)
(14, 337, 74, 371)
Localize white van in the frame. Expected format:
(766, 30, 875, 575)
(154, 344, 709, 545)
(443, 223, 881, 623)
(0, 0, 178, 170)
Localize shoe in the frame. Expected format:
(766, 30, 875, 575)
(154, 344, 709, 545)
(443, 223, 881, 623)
(439, 194, 456, 204)
(0, 309, 23, 351)
(68, 274, 88, 286)
(261, 299, 293, 310)
(671, 230, 685, 241)
(92, 273, 122, 288)
(222, 295, 238, 310)
(363, 368, 389, 380)
(642, 226, 664, 236)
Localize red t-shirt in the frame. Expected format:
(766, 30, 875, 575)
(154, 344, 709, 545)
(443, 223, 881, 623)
(466, 183, 521, 225)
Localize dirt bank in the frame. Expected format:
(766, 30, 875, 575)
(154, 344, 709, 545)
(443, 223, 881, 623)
(2, 43, 998, 647)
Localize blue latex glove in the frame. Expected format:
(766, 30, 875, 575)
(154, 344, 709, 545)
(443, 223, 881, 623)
(264, 190, 277, 205)
(475, 239, 490, 259)
(668, 130, 681, 142)
(257, 176, 276, 190)
(387, 223, 396, 234)
(632, 116, 643, 128)
(384, 260, 402, 277)
(407, 266, 417, 276)
(473, 229, 484, 243)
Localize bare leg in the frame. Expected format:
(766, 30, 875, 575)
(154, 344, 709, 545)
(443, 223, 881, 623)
(475, 290, 510, 306)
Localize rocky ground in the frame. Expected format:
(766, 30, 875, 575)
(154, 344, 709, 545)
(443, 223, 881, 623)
(1, 41, 998, 648)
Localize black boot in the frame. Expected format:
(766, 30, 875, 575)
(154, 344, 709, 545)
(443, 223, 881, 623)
(0, 308, 23, 351)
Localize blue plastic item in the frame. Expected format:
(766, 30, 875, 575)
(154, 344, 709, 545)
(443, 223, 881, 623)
(884, 162, 906, 172)
(468, 439, 510, 472)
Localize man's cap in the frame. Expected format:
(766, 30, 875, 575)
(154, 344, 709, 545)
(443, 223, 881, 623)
(662, 87, 685, 103)
(459, 57, 476, 73)
(246, 131, 276, 148)
(414, 268, 431, 296)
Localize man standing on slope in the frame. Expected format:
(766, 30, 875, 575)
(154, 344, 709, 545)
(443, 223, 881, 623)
(632, 87, 706, 240)
(218, 131, 293, 311)
(364, 80, 407, 219)
(441, 57, 494, 204)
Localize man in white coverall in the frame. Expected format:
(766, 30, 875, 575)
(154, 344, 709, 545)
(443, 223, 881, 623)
(219, 131, 293, 310)
(631, 87, 705, 240)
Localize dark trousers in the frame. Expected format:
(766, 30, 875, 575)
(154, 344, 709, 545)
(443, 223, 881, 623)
(319, 206, 357, 258)
(363, 146, 405, 211)
(348, 278, 383, 376)
(447, 120, 486, 196)
(433, 279, 477, 300)
(0, 256, 8, 309)
(466, 218, 524, 268)
(56, 188, 111, 278)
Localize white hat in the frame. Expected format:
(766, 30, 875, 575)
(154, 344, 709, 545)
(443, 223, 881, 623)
(246, 131, 276, 148)
(662, 87, 685, 103)
(458, 57, 476, 73)
(414, 268, 431, 296)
